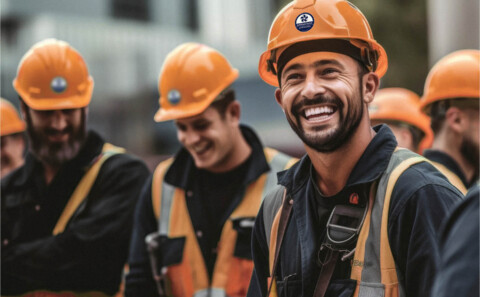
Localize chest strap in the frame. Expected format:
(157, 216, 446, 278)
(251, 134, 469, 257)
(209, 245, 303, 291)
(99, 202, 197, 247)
(52, 143, 125, 235)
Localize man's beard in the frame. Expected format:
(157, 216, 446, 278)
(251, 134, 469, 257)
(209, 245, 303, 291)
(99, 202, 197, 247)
(26, 111, 86, 168)
(285, 89, 364, 153)
(460, 136, 479, 183)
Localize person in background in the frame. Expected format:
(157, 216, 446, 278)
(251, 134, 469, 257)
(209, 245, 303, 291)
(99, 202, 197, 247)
(420, 49, 479, 195)
(125, 42, 297, 297)
(1, 98, 26, 178)
(369, 87, 433, 154)
(247, 1, 463, 296)
(1, 38, 150, 296)
(431, 183, 479, 297)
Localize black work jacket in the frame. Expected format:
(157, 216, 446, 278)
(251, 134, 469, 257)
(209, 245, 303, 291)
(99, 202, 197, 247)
(248, 125, 463, 297)
(1, 131, 150, 295)
(125, 125, 274, 297)
(431, 184, 479, 297)
(423, 149, 474, 189)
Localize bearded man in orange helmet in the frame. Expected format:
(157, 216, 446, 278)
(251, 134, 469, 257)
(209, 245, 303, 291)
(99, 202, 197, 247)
(420, 50, 479, 195)
(1, 39, 149, 296)
(124, 42, 297, 297)
(369, 88, 433, 154)
(1, 98, 26, 178)
(248, 1, 463, 297)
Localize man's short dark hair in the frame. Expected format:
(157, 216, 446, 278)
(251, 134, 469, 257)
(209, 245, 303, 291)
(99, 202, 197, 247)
(210, 89, 236, 118)
(429, 98, 480, 134)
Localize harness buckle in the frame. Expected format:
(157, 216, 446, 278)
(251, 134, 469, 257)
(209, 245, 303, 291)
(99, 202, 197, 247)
(318, 203, 368, 263)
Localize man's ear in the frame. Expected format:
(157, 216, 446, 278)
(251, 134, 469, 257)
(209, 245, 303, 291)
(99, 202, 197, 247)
(362, 72, 380, 104)
(20, 101, 28, 120)
(227, 100, 241, 123)
(275, 88, 283, 107)
(445, 107, 466, 134)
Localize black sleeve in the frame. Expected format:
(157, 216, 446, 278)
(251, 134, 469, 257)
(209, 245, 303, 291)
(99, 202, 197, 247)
(431, 185, 479, 297)
(125, 174, 160, 297)
(1, 155, 150, 295)
(247, 203, 270, 297)
(388, 165, 464, 297)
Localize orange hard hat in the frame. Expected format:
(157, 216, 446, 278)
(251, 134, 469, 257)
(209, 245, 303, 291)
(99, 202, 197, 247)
(154, 43, 239, 122)
(1, 98, 26, 136)
(369, 88, 433, 152)
(420, 50, 480, 114)
(13, 38, 94, 111)
(258, 0, 388, 87)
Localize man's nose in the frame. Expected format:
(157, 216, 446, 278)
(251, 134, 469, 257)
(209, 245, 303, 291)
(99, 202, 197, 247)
(50, 110, 68, 130)
(300, 74, 326, 100)
(182, 130, 201, 146)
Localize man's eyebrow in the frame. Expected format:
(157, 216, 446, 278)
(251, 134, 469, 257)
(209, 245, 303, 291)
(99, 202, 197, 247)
(313, 59, 345, 70)
(283, 63, 303, 75)
(283, 59, 345, 76)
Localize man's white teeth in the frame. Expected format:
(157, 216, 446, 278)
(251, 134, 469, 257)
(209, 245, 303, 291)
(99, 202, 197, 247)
(305, 106, 334, 117)
(193, 143, 208, 153)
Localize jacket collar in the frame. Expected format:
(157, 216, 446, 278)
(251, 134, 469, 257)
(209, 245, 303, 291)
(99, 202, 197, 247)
(164, 124, 270, 189)
(278, 124, 397, 195)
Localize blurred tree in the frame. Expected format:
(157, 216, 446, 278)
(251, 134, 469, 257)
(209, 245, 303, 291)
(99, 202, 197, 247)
(356, 0, 429, 94)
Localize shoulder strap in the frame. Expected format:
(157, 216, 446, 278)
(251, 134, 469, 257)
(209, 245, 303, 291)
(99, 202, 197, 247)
(267, 188, 292, 297)
(52, 143, 125, 235)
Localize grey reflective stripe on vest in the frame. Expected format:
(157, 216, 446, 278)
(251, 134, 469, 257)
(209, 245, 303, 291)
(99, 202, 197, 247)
(193, 288, 226, 297)
(263, 185, 285, 246)
(262, 152, 292, 199)
(158, 182, 176, 235)
(358, 149, 424, 297)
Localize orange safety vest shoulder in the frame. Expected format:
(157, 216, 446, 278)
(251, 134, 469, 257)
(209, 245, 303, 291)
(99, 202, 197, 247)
(151, 148, 297, 297)
(429, 161, 468, 195)
(264, 149, 427, 297)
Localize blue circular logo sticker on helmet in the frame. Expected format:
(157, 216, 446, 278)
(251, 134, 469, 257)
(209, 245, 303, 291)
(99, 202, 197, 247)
(295, 13, 314, 32)
(50, 76, 68, 93)
(167, 89, 181, 105)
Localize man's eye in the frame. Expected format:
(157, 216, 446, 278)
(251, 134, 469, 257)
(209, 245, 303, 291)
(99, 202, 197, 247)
(176, 124, 187, 131)
(194, 123, 209, 131)
(322, 68, 339, 75)
(286, 73, 302, 81)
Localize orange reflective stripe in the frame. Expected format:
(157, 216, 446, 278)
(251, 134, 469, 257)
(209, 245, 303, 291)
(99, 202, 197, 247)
(166, 187, 203, 296)
(430, 161, 468, 195)
(213, 167, 269, 294)
(380, 156, 425, 285)
(211, 218, 238, 288)
(52, 143, 123, 235)
(268, 205, 283, 276)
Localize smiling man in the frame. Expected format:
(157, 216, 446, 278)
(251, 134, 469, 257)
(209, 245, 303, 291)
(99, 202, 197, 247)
(247, 1, 463, 297)
(125, 43, 297, 297)
(1, 39, 150, 296)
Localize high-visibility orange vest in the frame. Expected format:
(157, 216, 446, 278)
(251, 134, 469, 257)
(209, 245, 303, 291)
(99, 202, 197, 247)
(151, 148, 297, 297)
(265, 149, 427, 297)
